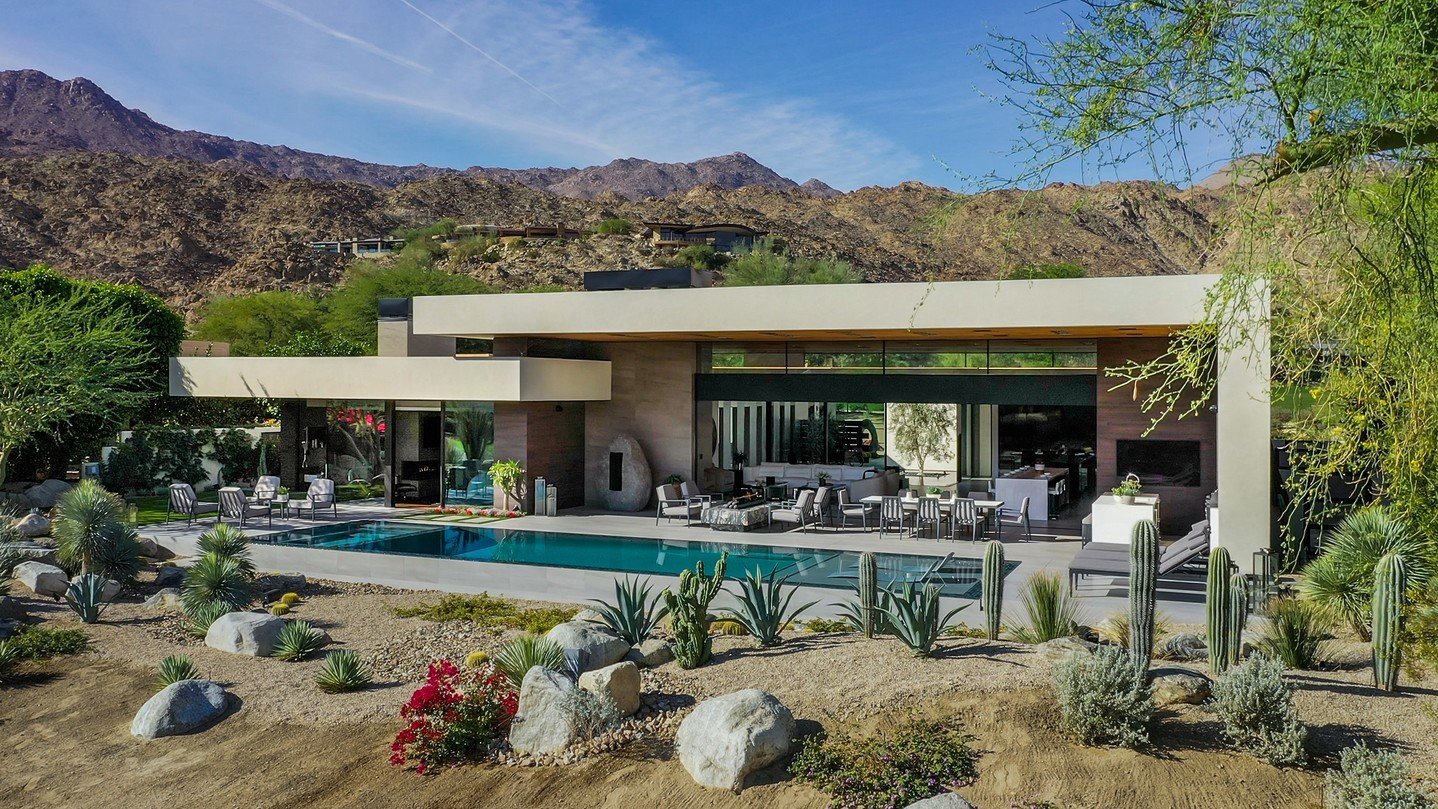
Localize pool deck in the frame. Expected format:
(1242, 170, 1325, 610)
(143, 504, 1208, 624)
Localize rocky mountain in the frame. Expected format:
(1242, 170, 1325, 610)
(0, 150, 1228, 314)
(0, 69, 812, 199)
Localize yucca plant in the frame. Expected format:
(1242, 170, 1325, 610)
(157, 654, 201, 688)
(879, 582, 964, 657)
(1257, 597, 1336, 670)
(316, 650, 372, 693)
(195, 524, 257, 577)
(273, 619, 326, 661)
(1, 540, 24, 594)
(64, 573, 110, 624)
(721, 567, 818, 647)
(181, 553, 254, 613)
(590, 575, 668, 645)
(1095, 610, 1173, 648)
(182, 599, 234, 638)
(1299, 506, 1430, 638)
(53, 480, 142, 582)
(493, 633, 567, 686)
(0, 639, 20, 681)
(1009, 572, 1081, 644)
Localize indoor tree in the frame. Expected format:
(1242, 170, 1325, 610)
(888, 403, 955, 490)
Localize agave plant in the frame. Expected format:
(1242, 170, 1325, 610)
(493, 633, 567, 686)
(157, 654, 201, 688)
(53, 481, 142, 582)
(181, 553, 254, 614)
(0, 639, 20, 681)
(195, 524, 257, 577)
(273, 620, 326, 661)
(0, 540, 22, 594)
(64, 573, 111, 624)
(1257, 596, 1337, 670)
(835, 586, 893, 636)
(879, 582, 964, 657)
(720, 568, 818, 647)
(590, 575, 668, 645)
(182, 600, 234, 638)
(1299, 506, 1430, 637)
(316, 650, 373, 693)
(1009, 572, 1081, 644)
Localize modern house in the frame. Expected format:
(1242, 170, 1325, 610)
(168, 274, 1272, 561)
(642, 222, 760, 253)
(309, 237, 406, 256)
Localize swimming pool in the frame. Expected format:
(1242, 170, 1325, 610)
(254, 520, 1017, 599)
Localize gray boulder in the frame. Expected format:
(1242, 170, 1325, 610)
(1158, 632, 1208, 662)
(12, 544, 59, 567)
(135, 536, 175, 560)
(676, 689, 794, 792)
(204, 611, 286, 656)
(264, 572, 306, 591)
(625, 638, 675, 668)
(0, 596, 30, 621)
(578, 661, 641, 717)
(14, 512, 50, 538)
(572, 608, 607, 624)
(509, 667, 581, 755)
(598, 435, 652, 511)
(153, 566, 185, 588)
(23, 479, 71, 510)
(1150, 668, 1213, 707)
(0, 618, 20, 640)
(546, 620, 630, 672)
(905, 794, 978, 809)
(14, 561, 68, 599)
(1033, 636, 1096, 665)
(130, 680, 230, 739)
(142, 588, 184, 612)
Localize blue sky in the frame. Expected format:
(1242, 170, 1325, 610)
(0, 1, 1234, 190)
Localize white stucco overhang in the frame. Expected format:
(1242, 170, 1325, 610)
(168, 356, 611, 401)
(410, 274, 1219, 340)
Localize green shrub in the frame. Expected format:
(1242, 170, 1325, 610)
(1005, 262, 1086, 280)
(560, 687, 621, 739)
(1404, 575, 1438, 678)
(273, 620, 326, 661)
(1054, 646, 1153, 748)
(157, 654, 201, 689)
(594, 218, 633, 235)
(182, 600, 234, 638)
(6, 626, 89, 659)
(181, 553, 254, 613)
(449, 235, 498, 262)
(1324, 742, 1435, 809)
(492, 633, 567, 686)
(1256, 597, 1336, 669)
(789, 718, 979, 809)
(391, 592, 572, 633)
(805, 618, 857, 634)
(1300, 506, 1430, 637)
(722, 568, 818, 647)
(670, 244, 729, 270)
(1009, 573, 1081, 643)
(195, 524, 256, 576)
(63, 573, 111, 624)
(0, 640, 21, 680)
(589, 576, 667, 645)
(1208, 655, 1308, 765)
(316, 650, 372, 693)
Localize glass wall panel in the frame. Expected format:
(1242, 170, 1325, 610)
(790, 342, 884, 373)
(710, 342, 786, 372)
(711, 401, 887, 470)
(444, 402, 496, 505)
(325, 402, 387, 500)
(987, 340, 1097, 373)
(884, 341, 987, 373)
(705, 339, 1097, 374)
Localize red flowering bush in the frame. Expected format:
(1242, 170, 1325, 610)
(389, 660, 518, 774)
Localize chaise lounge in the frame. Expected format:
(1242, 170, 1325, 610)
(1066, 520, 1211, 592)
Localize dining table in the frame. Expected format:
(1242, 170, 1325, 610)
(860, 495, 1008, 539)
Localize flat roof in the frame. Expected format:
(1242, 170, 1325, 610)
(412, 274, 1217, 341)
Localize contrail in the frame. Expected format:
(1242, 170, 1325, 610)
(396, 0, 563, 108)
(254, 0, 432, 73)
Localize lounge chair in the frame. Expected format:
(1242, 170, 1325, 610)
(1067, 521, 1211, 591)
(678, 481, 714, 506)
(166, 483, 219, 525)
(656, 484, 703, 526)
(219, 486, 272, 527)
(1000, 496, 1033, 541)
(250, 475, 281, 505)
(771, 489, 816, 532)
(836, 489, 873, 531)
(294, 478, 338, 519)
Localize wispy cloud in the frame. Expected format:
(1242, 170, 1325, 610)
(253, 0, 432, 74)
(394, 0, 561, 108)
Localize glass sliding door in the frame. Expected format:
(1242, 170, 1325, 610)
(392, 409, 443, 506)
(324, 402, 387, 501)
(444, 401, 496, 506)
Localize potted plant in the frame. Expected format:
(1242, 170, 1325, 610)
(1112, 475, 1142, 505)
(489, 459, 526, 511)
(816, 471, 832, 486)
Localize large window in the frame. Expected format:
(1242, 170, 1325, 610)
(325, 402, 387, 499)
(711, 401, 886, 468)
(707, 340, 1096, 374)
(444, 401, 496, 505)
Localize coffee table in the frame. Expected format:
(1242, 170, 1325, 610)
(701, 502, 772, 532)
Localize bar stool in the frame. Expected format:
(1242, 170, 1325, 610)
(1048, 478, 1067, 516)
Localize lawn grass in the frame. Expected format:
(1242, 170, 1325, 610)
(127, 490, 218, 526)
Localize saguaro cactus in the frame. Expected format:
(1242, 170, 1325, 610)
(1372, 553, 1406, 692)
(858, 551, 879, 638)
(1227, 572, 1249, 667)
(981, 541, 1005, 641)
(1128, 519, 1160, 671)
(661, 552, 728, 669)
(1207, 545, 1233, 674)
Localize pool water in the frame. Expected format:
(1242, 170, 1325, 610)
(255, 520, 1018, 599)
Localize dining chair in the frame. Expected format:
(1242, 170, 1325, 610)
(1001, 496, 1033, 541)
(878, 495, 907, 538)
(915, 496, 943, 540)
(836, 489, 873, 531)
(951, 497, 980, 543)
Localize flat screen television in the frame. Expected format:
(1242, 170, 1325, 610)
(1116, 439, 1201, 487)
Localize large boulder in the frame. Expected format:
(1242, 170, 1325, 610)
(142, 588, 184, 612)
(130, 680, 231, 739)
(675, 689, 795, 792)
(14, 512, 50, 538)
(598, 435, 653, 511)
(204, 611, 286, 656)
(153, 566, 185, 588)
(1033, 636, 1097, 666)
(0, 596, 30, 621)
(12, 544, 59, 567)
(578, 661, 641, 717)
(135, 536, 174, 560)
(1150, 668, 1213, 707)
(508, 667, 581, 755)
(1158, 632, 1208, 662)
(546, 620, 630, 672)
(625, 638, 675, 668)
(23, 479, 72, 510)
(14, 561, 68, 599)
(904, 795, 978, 809)
(572, 608, 607, 624)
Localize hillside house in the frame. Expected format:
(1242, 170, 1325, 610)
(642, 222, 759, 253)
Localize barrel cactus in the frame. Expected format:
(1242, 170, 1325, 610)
(1128, 520, 1160, 671)
(975, 542, 1002, 640)
(661, 552, 728, 669)
(1207, 546, 1233, 674)
(858, 551, 879, 639)
(1372, 553, 1406, 691)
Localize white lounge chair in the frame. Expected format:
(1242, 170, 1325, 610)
(293, 478, 337, 519)
(656, 484, 703, 526)
(770, 489, 816, 532)
(837, 489, 873, 531)
(250, 475, 281, 505)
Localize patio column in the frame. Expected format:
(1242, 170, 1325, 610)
(1214, 281, 1272, 562)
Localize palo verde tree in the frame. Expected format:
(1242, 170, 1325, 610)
(888, 403, 955, 489)
(986, 0, 1438, 568)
